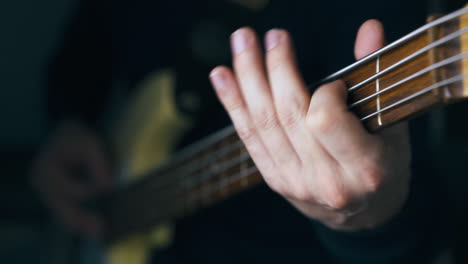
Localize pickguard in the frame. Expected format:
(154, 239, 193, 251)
(108, 69, 191, 264)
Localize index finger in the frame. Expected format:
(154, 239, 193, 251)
(306, 80, 381, 165)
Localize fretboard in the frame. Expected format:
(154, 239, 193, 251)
(102, 7, 468, 242)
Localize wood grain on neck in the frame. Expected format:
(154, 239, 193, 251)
(345, 11, 465, 131)
(102, 8, 468, 243)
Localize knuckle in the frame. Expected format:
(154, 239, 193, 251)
(226, 100, 245, 114)
(306, 110, 338, 134)
(235, 61, 253, 77)
(266, 31, 290, 71)
(292, 185, 313, 202)
(265, 178, 286, 196)
(236, 124, 257, 144)
(360, 164, 384, 193)
(267, 54, 285, 74)
(277, 108, 302, 129)
(254, 110, 279, 131)
(327, 196, 350, 211)
(326, 193, 350, 211)
(320, 182, 350, 210)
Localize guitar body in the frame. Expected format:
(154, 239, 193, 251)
(105, 69, 192, 264)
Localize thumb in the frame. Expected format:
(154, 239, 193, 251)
(354, 19, 386, 60)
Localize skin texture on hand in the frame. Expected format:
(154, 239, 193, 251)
(30, 120, 112, 237)
(210, 20, 412, 231)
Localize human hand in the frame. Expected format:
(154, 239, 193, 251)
(30, 120, 112, 237)
(209, 20, 412, 231)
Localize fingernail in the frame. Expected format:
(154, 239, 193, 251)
(231, 28, 250, 54)
(265, 29, 282, 51)
(209, 69, 226, 90)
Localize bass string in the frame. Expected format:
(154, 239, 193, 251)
(119, 139, 245, 203)
(111, 148, 251, 222)
(111, 165, 260, 234)
(351, 52, 468, 108)
(110, 147, 252, 222)
(348, 27, 467, 93)
(321, 7, 466, 84)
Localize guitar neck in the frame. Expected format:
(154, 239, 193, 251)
(102, 7, 468, 242)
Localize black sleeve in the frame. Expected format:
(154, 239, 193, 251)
(47, 0, 111, 127)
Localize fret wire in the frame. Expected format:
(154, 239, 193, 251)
(361, 73, 467, 121)
(376, 55, 383, 126)
(319, 7, 467, 85)
(351, 52, 468, 109)
(348, 27, 468, 93)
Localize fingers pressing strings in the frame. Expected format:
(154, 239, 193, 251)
(263, 29, 322, 167)
(210, 66, 284, 190)
(354, 19, 386, 60)
(229, 28, 302, 172)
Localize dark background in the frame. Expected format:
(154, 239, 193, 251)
(0, 0, 78, 263)
(0, 0, 467, 263)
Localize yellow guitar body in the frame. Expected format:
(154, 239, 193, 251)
(107, 69, 191, 264)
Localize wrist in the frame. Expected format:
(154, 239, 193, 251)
(323, 173, 411, 232)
